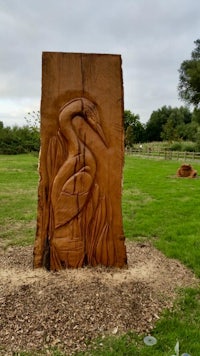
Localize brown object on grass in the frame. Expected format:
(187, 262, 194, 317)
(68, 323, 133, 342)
(33, 52, 127, 270)
(176, 163, 197, 178)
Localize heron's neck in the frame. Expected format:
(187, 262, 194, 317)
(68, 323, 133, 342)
(62, 124, 81, 157)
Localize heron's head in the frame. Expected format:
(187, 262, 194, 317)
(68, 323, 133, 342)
(60, 98, 108, 147)
(81, 98, 108, 148)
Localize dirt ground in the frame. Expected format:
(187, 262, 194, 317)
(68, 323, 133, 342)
(0, 241, 198, 355)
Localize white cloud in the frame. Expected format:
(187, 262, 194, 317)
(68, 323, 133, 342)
(0, 98, 40, 126)
(0, 0, 199, 126)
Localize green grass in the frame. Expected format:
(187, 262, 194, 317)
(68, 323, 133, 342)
(0, 154, 200, 355)
(0, 154, 38, 247)
(75, 287, 200, 356)
(123, 156, 200, 277)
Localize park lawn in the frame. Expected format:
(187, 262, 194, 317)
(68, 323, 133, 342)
(0, 154, 38, 247)
(123, 155, 200, 277)
(0, 154, 200, 355)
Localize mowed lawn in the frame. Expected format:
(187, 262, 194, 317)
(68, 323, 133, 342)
(0, 154, 38, 247)
(0, 154, 200, 355)
(123, 155, 200, 277)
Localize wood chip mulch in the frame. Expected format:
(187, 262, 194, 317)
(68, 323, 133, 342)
(0, 241, 198, 355)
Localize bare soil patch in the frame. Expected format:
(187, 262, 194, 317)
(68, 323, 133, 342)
(0, 241, 198, 355)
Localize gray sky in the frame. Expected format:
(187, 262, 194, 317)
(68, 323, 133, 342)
(0, 0, 199, 126)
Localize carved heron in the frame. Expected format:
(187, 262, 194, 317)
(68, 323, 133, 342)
(48, 98, 111, 270)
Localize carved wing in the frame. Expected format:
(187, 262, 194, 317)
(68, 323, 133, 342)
(52, 166, 93, 229)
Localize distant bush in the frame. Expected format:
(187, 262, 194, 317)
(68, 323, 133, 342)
(182, 143, 196, 152)
(0, 122, 40, 154)
(170, 141, 196, 152)
(134, 140, 200, 153)
(170, 142, 182, 151)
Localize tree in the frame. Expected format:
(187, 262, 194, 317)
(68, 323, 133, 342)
(124, 110, 136, 131)
(178, 39, 200, 108)
(146, 106, 193, 142)
(0, 115, 40, 154)
(124, 110, 146, 145)
(24, 110, 40, 131)
(162, 106, 192, 141)
(145, 106, 172, 141)
(192, 108, 200, 125)
(194, 126, 200, 150)
(161, 118, 178, 142)
(125, 125, 135, 147)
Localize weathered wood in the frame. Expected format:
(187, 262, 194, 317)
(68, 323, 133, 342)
(33, 52, 127, 270)
(176, 163, 197, 177)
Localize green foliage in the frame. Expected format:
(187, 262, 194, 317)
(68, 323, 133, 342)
(125, 125, 135, 147)
(124, 110, 135, 131)
(24, 110, 40, 130)
(182, 142, 196, 152)
(145, 105, 171, 141)
(161, 117, 179, 141)
(192, 107, 200, 124)
(169, 142, 182, 151)
(178, 39, 200, 108)
(170, 141, 197, 152)
(2, 105, 200, 151)
(124, 110, 146, 146)
(194, 126, 200, 151)
(0, 154, 38, 247)
(132, 139, 200, 154)
(0, 118, 40, 155)
(123, 156, 200, 276)
(146, 106, 194, 142)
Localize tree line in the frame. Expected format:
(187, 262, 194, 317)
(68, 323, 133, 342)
(0, 112, 40, 154)
(125, 39, 200, 150)
(1, 106, 199, 155)
(1, 39, 200, 154)
(125, 106, 200, 148)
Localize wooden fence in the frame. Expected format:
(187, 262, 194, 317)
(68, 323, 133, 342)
(125, 148, 200, 161)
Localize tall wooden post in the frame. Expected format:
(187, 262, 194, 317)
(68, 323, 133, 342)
(33, 52, 127, 270)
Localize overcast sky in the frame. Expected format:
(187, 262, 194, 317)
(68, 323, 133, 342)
(0, 0, 199, 126)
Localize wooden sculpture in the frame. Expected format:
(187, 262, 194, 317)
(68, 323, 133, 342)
(176, 163, 197, 178)
(33, 52, 127, 270)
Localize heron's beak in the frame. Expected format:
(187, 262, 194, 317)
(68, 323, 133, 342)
(95, 122, 108, 148)
(86, 114, 108, 148)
